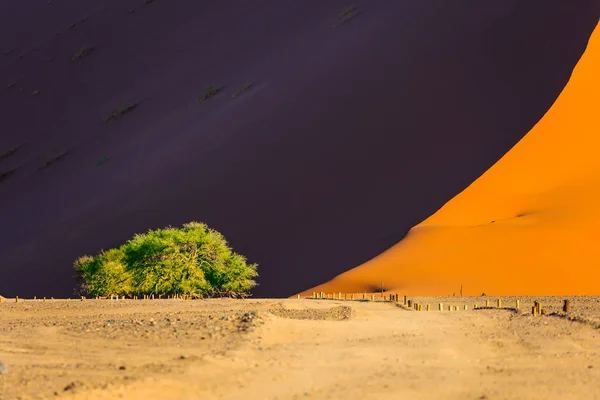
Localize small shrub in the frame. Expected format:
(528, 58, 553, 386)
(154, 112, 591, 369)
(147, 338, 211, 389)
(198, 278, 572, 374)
(0, 146, 20, 162)
(96, 154, 111, 166)
(334, 5, 359, 27)
(104, 103, 137, 122)
(71, 46, 95, 62)
(339, 5, 357, 20)
(231, 82, 254, 99)
(42, 151, 68, 168)
(198, 85, 222, 103)
(74, 222, 258, 297)
(481, 292, 487, 297)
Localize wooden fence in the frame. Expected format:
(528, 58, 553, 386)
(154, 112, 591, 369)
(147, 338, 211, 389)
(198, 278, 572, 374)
(304, 292, 572, 316)
(0, 293, 572, 316)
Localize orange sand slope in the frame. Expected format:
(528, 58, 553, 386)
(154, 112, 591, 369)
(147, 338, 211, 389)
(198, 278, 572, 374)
(305, 22, 600, 297)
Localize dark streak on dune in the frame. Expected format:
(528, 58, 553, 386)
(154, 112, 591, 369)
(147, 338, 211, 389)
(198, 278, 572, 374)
(0, 1, 598, 298)
(0, 146, 20, 162)
(0, 168, 17, 183)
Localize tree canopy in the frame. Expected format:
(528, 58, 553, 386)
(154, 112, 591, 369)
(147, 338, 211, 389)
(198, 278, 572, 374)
(74, 222, 258, 297)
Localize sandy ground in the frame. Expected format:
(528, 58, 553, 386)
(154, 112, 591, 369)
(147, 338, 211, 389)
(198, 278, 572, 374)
(1, 297, 600, 400)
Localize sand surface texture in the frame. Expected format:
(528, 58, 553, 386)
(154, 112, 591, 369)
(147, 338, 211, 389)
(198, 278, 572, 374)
(1, 298, 600, 399)
(309, 20, 600, 297)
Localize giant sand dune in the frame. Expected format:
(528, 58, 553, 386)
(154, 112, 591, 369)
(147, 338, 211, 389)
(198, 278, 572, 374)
(306, 20, 600, 297)
(0, 1, 598, 298)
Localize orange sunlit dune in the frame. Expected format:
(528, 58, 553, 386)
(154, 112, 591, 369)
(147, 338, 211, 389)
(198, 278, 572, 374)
(305, 22, 600, 297)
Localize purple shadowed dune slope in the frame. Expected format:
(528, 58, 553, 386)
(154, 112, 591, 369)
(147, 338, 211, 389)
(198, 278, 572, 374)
(0, 1, 598, 298)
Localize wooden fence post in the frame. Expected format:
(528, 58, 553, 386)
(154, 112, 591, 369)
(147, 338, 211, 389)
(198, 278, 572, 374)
(485, 300, 490, 307)
(404, 295, 407, 305)
(516, 300, 520, 309)
(439, 303, 443, 311)
(426, 304, 430, 311)
(407, 299, 412, 308)
(563, 299, 570, 313)
(497, 299, 502, 308)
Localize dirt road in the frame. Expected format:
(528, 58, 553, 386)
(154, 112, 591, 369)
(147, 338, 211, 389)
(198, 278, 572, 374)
(1, 298, 599, 399)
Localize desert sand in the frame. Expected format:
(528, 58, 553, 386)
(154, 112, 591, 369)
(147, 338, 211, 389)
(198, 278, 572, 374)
(307, 20, 600, 297)
(1, 2, 599, 299)
(1, 297, 599, 399)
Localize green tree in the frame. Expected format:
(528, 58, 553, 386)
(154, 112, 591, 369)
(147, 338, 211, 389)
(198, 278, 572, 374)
(74, 222, 257, 298)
